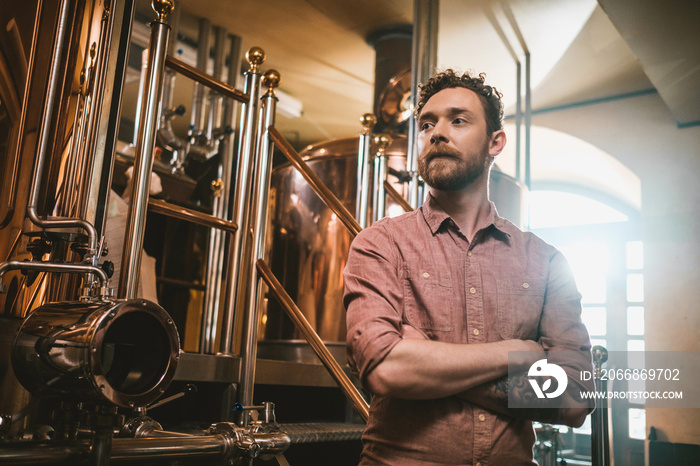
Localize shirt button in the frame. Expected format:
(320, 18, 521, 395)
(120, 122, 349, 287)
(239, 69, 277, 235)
(472, 328, 480, 336)
(422, 272, 430, 278)
(469, 287, 476, 294)
(467, 251, 472, 257)
(522, 282, 529, 289)
(478, 414, 486, 422)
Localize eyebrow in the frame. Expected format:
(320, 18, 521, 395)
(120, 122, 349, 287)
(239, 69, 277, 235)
(418, 107, 478, 123)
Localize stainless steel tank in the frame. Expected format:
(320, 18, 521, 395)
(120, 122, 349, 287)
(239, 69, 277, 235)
(12, 298, 180, 408)
(259, 136, 527, 361)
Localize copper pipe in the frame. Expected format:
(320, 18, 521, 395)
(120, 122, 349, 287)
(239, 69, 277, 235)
(269, 127, 362, 237)
(148, 199, 238, 234)
(166, 56, 248, 103)
(383, 180, 413, 213)
(256, 259, 369, 422)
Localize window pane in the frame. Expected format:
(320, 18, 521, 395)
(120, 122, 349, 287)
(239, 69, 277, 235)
(529, 191, 628, 229)
(629, 408, 646, 440)
(582, 306, 606, 336)
(627, 273, 644, 302)
(627, 306, 644, 335)
(626, 241, 643, 270)
(627, 339, 645, 352)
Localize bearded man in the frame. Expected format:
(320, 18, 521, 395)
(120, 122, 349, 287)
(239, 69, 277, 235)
(344, 69, 595, 465)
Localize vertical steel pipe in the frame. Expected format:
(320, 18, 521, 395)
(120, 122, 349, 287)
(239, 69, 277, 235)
(189, 19, 212, 142)
(217, 48, 265, 355)
(372, 134, 392, 223)
(356, 114, 375, 228)
(407, 0, 438, 208)
(118, 0, 173, 299)
(238, 71, 280, 415)
(591, 346, 610, 466)
(26, 0, 100, 266)
(201, 26, 230, 355)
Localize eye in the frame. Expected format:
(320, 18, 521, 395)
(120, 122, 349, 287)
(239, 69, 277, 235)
(420, 121, 434, 131)
(453, 117, 467, 124)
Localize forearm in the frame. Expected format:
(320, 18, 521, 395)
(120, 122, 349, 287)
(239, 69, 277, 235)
(458, 374, 591, 427)
(364, 338, 542, 399)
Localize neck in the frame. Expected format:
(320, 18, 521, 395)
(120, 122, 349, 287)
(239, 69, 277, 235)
(429, 174, 491, 242)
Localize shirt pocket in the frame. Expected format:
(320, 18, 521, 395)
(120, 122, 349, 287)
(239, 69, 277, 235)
(497, 278, 546, 340)
(403, 264, 454, 332)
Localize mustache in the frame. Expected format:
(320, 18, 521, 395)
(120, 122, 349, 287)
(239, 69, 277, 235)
(423, 144, 461, 162)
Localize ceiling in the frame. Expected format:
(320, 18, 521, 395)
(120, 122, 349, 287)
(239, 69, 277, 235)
(131, 0, 699, 149)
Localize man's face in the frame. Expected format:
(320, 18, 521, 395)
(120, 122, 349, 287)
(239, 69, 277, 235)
(416, 87, 494, 191)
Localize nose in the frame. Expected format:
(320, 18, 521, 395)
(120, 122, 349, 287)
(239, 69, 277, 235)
(429, 120, 448, 144)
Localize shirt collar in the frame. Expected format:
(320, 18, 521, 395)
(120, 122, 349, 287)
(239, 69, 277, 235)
(420, 193, 512, 238)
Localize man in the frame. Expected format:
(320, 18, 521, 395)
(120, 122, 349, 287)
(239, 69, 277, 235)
(344, 69, 594, 465)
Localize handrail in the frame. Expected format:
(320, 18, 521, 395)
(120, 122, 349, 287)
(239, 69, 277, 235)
(256, 259, 369, 422)
(148, 198, 238, 233)
(268, 127, 362, 237)
(165, 55, 248, 103)
(383, 180, 414, 213)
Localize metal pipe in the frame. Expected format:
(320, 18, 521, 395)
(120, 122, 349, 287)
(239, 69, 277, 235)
(356, 114, 375, 228)
(189, 19, 211, 141)
(0, 260, 108, 294)
(238, 71, 281, 417)
(407, 0, 438, 208)
(256, 259, 369, 422)
(26, 0, 100, 264)
(372, 134, 392, 222)
(118, 1, 173, 299)
(202, 25, 231, 357)
(147, 198, 238, 233)
(269, 127, 362, 237)
(216, 47, 265, 355)
(165, 56, 248, 103)
(384, 180, 413, 213)
(591, 345, 610, 466)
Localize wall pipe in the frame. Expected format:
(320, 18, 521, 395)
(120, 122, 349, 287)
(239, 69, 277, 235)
(26, 0, 100, 266)
(118, 0, 173, 299)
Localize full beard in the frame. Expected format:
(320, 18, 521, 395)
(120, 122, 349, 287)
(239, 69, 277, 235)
(417, 144, 489, 191)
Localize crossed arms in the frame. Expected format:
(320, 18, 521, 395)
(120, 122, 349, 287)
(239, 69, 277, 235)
(365, 326, 591, 427)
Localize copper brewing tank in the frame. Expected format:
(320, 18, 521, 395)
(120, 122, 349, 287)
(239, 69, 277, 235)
(260, 136, 528, 360)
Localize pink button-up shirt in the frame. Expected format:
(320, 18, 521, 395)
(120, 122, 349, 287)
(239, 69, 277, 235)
(344, 195, 593, 465)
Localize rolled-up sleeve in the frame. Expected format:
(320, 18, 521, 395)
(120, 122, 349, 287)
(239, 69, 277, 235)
(540, 249, 596, 397)
(343, 223, 404, 386)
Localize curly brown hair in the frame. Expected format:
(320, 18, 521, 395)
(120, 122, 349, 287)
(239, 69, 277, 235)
(415, 69, 504, 136)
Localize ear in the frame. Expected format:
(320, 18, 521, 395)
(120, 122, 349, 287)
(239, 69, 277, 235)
(488, 130, 507, 158)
